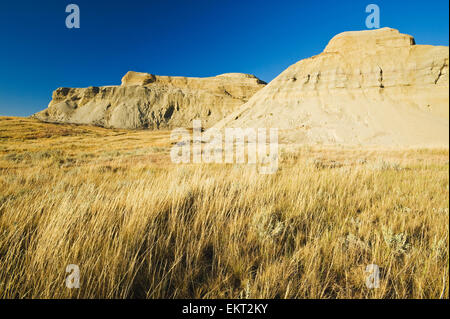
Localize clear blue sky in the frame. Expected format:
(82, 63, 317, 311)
(0, 0, 448, 116)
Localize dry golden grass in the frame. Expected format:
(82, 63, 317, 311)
(0, 116, 448, 299)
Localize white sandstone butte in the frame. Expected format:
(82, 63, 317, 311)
(33, 72, 266, 129)
(212, 28, 449, 147)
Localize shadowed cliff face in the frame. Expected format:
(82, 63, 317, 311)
(212, 28, 449, 147)
(33, 72, 266, 129)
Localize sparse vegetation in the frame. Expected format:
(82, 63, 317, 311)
(0, 117, 448, 299)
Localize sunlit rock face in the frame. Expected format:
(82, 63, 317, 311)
(212, 28, 449, 147)
(33, 72, 266, 129)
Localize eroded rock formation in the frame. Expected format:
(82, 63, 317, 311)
(33, 72, 266, 129)
(212, 28, 449, 147)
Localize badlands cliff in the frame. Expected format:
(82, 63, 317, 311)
(213, 28, 449, 147)
(33, 72, 266, 129)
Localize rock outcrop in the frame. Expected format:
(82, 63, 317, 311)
(33, 72, 266, 129)
(212, 28, 449, 147)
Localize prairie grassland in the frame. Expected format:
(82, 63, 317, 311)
(0, 117, 448, 299)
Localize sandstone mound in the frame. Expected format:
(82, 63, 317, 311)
(33, 72, 266, 129)
(212, 28, 449, 147)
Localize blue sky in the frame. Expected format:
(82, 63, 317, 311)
(0, 0, 448, 116)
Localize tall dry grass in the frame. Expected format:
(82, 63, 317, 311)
(0, 117, 448, 298)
